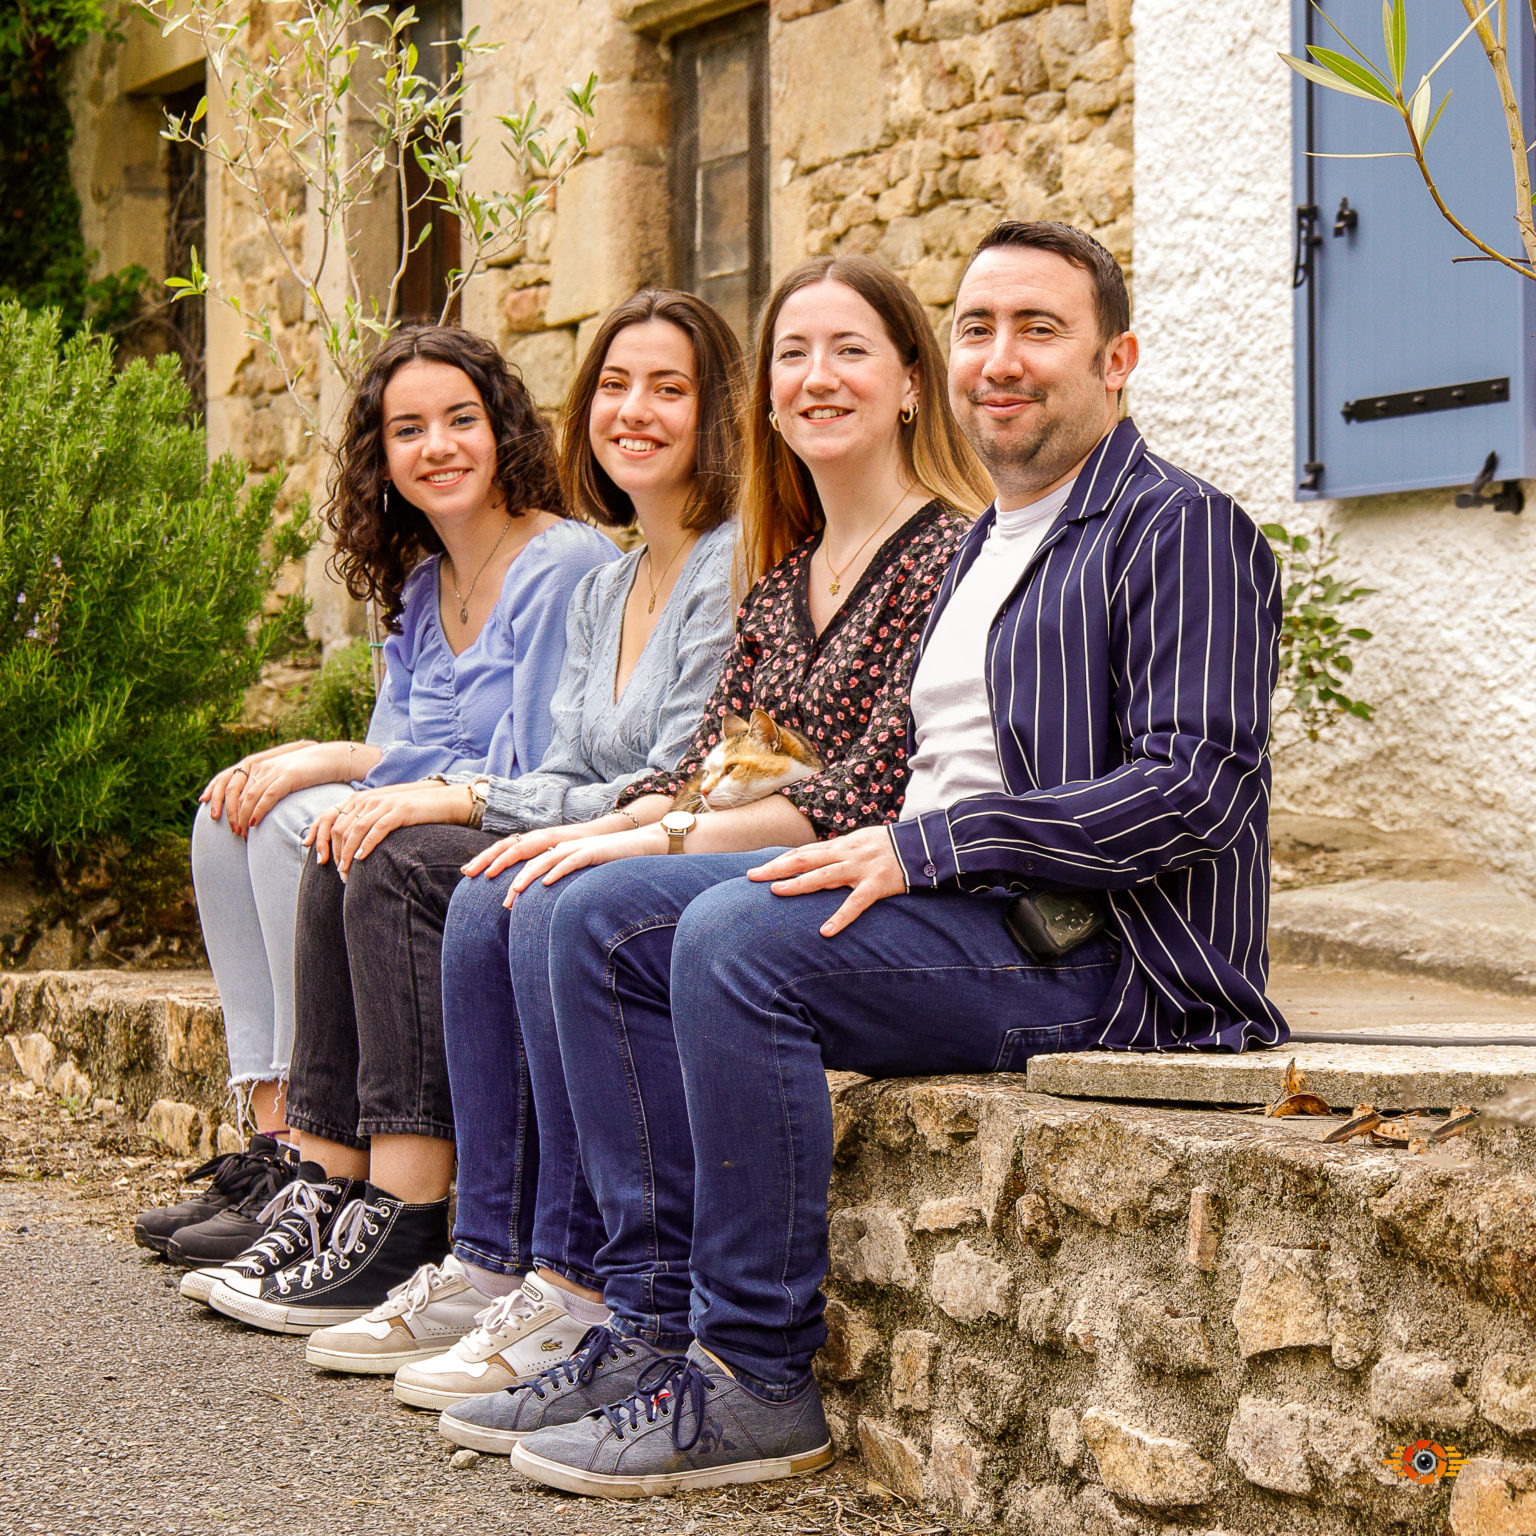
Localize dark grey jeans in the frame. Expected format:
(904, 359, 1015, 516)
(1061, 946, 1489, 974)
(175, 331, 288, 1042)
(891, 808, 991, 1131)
(285, 822, 494, 1149)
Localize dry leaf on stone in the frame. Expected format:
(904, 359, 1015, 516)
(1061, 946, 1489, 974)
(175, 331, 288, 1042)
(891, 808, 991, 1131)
(1323, 1104, 1381, 1144)
(1429, 1105, 1478, 1143)
(1266, 1091, 1333, 1118)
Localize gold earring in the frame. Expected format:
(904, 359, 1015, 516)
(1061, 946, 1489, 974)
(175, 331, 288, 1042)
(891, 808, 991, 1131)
(769, 411, 781, 433)
(901, 402, 918, 424)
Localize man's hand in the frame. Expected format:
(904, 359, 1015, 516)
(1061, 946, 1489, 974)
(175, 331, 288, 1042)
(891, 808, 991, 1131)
(747, 825, 906, 937)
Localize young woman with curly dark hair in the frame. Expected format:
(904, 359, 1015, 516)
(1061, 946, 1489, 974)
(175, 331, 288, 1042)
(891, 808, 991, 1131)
(141, 327, 616, 1262)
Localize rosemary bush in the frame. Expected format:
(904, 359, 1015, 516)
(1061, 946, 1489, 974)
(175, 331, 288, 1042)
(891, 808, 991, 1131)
(0, 303, 313, 859)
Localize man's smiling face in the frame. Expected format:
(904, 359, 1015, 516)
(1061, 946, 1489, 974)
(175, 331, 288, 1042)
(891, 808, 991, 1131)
(947, 245, 1135, 502)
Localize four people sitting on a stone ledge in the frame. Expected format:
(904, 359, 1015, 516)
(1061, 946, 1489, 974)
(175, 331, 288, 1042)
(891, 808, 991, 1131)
(138, 219, 1287, 1499)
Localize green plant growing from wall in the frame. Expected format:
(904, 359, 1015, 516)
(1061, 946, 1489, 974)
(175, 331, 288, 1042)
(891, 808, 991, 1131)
(1263, 523, 1376, 753)
(1282, 0, 1536, 281)
(0, 301, 314, 860)
(143, 0, 597, 448)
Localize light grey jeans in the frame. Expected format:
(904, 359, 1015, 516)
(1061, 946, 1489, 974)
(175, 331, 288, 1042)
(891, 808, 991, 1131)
(190, 781, 353, 1090)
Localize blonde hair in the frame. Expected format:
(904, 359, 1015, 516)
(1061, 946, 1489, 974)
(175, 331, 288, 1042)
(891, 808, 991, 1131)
(738, 255, 991, 592)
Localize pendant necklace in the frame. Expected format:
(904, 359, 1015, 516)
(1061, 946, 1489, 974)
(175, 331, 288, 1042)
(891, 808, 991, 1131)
(449, 514, 513, 625)
(643, 534, 694, 614)
(823, 485, 912, 596)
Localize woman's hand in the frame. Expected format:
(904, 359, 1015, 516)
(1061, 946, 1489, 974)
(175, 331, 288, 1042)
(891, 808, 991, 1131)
(462, 811, 642, 880)
(201, 740, 316, 824)
(506, 824, 668, 905)
(230, 742, 351, 836)
(307, 782, 475, 876)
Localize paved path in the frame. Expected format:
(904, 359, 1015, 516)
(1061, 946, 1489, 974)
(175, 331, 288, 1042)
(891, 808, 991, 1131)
(0, 1084, 950, 1536)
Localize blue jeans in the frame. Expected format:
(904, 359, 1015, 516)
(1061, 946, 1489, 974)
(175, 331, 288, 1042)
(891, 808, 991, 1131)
(440, 866, 606, 1289)
(543, 851, 1122, 1391)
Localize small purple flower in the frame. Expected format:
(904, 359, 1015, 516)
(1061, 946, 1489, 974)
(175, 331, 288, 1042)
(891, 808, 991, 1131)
(15, 592, 25, 605)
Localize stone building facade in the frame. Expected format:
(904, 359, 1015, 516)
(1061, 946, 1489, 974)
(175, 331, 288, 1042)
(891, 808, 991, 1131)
(63, 1, 1536, 879)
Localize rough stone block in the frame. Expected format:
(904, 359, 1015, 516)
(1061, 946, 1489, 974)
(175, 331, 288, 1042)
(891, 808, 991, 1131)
(1018, 1285, 1065, 1348)
(829, 1204, 917, 1290)
(48, 1058, 93, 1104)
(545, 155, 669, 327)
(932, 1240, 1013, 1324)
(819, 1299, 880, 1383)
(775, 0, 888, 169)
(1080, 1406, 1218, 1510)
(954, 1355, 1028, 1435)
(164, 995, 227, 1081)
(1014, 1190, 1061, 1255)
(1481, 1355, 1536, 1437)
(891, 1329, 937, 1412)
(9, 1030, 56, 1087)
(1185, 1185, 1220, 1270)
(1065, 1294, 1101, 1356)
(930, 1425, 991, 1520)
(507, 329, 579, 414)
(1448, 1456, 1536, 1536)
(1224, 1396, 1312, 1496)
(141, 1098, 208, 1158)
(1231, 1247, 1330, 1358)
(1119, 1293, 1213, 1375)
(1369, 1351, 1474, 1429)
(215, 1121, 244, 1156)
(1049, 1407, 1085, 1469)
(857, 1418, 924, 1502)
(1038, 2, 1095, 89)
(914, 1197, 984, 1232)
(1026, 1113, 1183, 1230)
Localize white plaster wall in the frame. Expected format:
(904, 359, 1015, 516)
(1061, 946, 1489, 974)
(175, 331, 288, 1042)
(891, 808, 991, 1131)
(1132, 0, 1536, 892)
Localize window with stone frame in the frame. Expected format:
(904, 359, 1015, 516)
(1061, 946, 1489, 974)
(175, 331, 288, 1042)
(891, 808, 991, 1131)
(669, 6, 769, 341)
(396, 0, 462, 324)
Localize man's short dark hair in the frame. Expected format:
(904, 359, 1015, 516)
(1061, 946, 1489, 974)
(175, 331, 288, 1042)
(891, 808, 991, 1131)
(965, 221, 1130, 345)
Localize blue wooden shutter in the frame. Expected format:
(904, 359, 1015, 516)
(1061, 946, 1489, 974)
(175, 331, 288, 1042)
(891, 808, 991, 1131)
(1292, 0, 1536, 500)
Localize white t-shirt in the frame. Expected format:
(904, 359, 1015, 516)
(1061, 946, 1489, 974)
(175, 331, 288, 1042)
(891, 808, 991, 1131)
(900, 479, 1076, 821)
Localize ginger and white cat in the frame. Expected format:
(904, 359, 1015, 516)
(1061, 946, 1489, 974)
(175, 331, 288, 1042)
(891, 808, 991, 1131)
(672, 709, 823, 814)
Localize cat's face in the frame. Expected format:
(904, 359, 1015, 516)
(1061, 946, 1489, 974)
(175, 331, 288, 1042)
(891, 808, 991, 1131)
(695, 710, 822, 812)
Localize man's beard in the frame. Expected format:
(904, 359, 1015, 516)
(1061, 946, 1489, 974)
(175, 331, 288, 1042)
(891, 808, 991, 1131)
(966, 389, 1058, 484)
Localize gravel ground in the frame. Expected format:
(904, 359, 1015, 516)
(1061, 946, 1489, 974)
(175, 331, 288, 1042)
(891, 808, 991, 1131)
(0, 1068, 968, 1536)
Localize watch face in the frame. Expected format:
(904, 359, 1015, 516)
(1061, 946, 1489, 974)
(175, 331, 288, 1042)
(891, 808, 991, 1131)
(661, 811, 696, 834)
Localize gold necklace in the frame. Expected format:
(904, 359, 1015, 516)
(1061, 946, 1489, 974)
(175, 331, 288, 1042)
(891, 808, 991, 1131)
(447, 514, 513, 625)
(823, 486, 912, 596)
(643, 534, 694, 614)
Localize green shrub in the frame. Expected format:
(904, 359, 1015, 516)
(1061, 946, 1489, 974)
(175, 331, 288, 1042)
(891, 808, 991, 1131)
(279, 637, 378, 745)
(0, 302, 313, 859)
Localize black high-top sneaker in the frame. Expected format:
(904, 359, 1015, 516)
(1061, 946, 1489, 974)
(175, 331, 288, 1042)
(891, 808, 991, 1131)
(168, 1142, 301, 1271)
(182, 1163, 360, 1307)
(133, 1135, 293, 1255)
(207, 1184, 450, 1336)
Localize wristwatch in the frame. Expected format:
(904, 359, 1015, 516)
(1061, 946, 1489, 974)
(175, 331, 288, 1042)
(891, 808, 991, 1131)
(660, 809, 697, 854)
(466, 776, 490, 830)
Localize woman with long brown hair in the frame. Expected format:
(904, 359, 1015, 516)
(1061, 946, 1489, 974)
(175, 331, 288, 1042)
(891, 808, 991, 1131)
(436, 254, 991, 1459)
(185, 292, 745, 1357)
(139, 325, 614, 1261)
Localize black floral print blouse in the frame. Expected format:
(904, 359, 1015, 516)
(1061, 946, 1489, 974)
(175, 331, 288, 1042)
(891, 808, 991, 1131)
(619, 500, 971, 838)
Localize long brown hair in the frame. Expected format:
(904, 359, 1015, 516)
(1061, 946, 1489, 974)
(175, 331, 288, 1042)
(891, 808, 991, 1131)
(327, 325, 564, 632)
(739, 255, 991, 590)
(559, 289, 745, 531)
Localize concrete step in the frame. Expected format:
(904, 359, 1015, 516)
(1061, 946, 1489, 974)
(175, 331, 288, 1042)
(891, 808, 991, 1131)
(1269, 871, 1536, 995)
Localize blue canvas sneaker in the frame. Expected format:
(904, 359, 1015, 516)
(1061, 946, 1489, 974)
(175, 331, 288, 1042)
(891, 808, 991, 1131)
(437, 1325, 673, 1455)
(509, 1342, 834, 1497)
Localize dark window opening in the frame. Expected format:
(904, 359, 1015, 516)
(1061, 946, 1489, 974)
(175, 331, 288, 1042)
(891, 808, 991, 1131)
(397, 0, 462, 325)
(162, 80, 207, 415)
(670, 7, 769, 342)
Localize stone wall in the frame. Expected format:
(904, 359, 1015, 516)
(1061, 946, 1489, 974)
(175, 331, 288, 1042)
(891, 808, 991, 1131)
(1132, 0, 1536, 898)
(819, 1073, 1536, 1533)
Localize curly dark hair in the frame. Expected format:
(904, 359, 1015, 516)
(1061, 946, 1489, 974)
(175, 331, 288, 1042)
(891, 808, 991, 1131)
(327, 325, 565, 632)
(559, 289, 745, 531)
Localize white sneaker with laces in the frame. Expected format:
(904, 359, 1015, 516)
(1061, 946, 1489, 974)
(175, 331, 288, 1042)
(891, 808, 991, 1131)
(391, 1272, 596, 1409)
(304, 1255, 484, 1374)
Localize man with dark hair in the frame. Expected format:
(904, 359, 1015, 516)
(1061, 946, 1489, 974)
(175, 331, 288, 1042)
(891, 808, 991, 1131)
(506, 221, 1287, 1497)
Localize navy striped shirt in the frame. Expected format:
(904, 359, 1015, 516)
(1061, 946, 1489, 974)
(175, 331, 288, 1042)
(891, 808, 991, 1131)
(889, 418, 1289, 1052)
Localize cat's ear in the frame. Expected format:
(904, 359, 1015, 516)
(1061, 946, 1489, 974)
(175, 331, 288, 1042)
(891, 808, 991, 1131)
(748, 708, 783, 750)
(722, 713, 750, 738)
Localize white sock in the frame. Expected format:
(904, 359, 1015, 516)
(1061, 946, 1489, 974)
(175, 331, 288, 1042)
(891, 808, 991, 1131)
(543, 1279, 611, 1326)
(463, 1261, 523, 1300)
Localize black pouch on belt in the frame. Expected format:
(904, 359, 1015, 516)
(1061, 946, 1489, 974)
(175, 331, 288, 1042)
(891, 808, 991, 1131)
(1003, 889, 1109, 962)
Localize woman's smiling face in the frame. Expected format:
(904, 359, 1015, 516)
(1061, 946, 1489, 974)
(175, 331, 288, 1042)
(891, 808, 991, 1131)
(589, 319, 700, 506)
(768, 278, 918, 472)
(381, 359, 501, 524)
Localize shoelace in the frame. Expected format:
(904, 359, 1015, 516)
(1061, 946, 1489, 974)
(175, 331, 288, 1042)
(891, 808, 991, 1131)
(518, 1325, 633, 1400)
(277, 1196, 385, 1294)
(597, 1356, 714, 1451)
(236, 1180, 336, 1271)
(184, 1145, 288, 1206)
(461, 1286, 539, 1351)
(392, 1260, 454, 1321)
